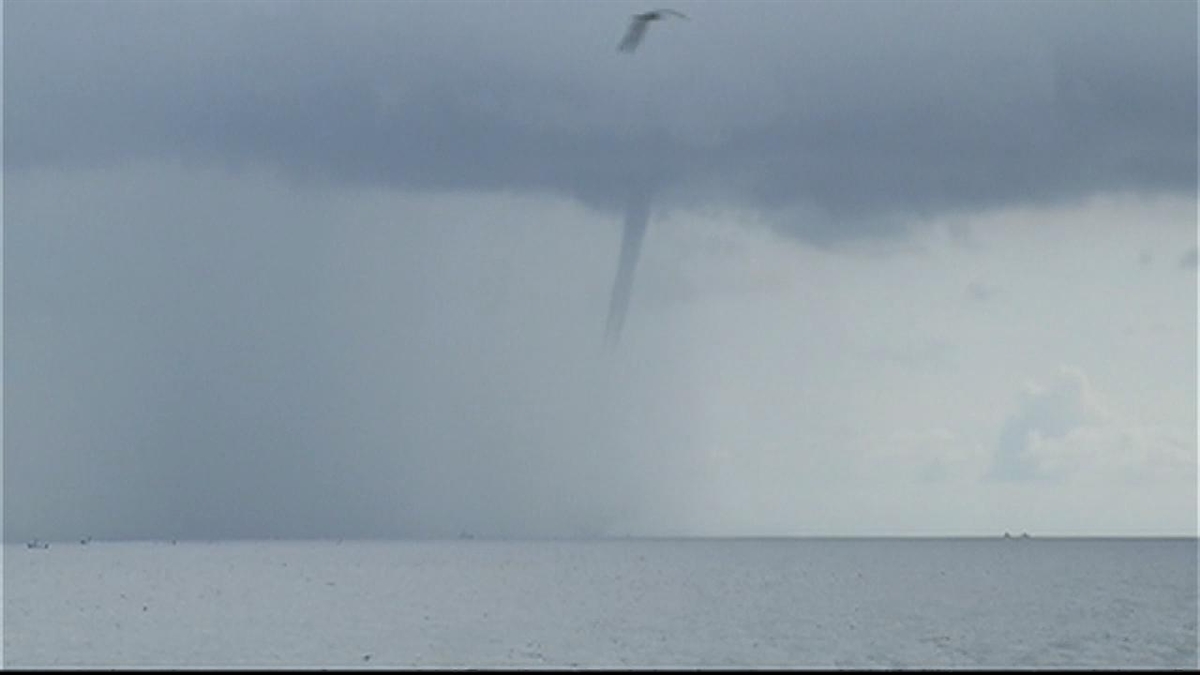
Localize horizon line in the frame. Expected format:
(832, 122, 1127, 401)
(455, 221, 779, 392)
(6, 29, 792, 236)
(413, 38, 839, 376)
(7, 533, 1198, 546)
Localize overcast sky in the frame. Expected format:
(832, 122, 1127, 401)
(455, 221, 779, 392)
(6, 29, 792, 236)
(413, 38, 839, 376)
(5, 0, 1196, 541)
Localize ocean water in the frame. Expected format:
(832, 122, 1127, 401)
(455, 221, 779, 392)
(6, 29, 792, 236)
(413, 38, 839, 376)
(4, 537, 1196, 669)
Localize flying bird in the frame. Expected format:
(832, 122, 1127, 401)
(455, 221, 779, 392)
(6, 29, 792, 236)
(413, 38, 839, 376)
(618, 9, 688, 52)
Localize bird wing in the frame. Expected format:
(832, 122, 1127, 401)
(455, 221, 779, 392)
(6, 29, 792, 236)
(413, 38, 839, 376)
(657, 9, 688, 19)
(618, 16, 650, 52)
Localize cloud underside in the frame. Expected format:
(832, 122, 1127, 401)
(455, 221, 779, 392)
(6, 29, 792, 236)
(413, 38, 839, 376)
(5, 0, 1197, 242)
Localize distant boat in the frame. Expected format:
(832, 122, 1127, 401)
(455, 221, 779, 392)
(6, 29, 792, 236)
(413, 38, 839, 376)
(26, 539, 49, 550)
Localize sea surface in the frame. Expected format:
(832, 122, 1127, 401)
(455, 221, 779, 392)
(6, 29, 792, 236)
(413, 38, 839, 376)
(4, 537, 1196, 669)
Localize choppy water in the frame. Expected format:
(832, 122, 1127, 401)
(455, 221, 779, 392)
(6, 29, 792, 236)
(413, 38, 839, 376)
(4, 537, 1196, 669)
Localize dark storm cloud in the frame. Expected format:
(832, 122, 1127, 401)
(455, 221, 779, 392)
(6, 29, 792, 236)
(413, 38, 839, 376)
(6, 0, 1196, 241)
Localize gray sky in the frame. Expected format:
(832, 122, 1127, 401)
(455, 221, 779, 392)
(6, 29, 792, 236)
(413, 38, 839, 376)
(5, 0, 1196, 541)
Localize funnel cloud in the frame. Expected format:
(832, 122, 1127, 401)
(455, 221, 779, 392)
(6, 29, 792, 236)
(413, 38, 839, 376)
(605, 187, 654, 347)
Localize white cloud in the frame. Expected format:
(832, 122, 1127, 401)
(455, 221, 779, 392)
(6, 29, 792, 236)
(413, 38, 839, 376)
(1026, 424, 1197, 485)
(990, 366, 1196, 486)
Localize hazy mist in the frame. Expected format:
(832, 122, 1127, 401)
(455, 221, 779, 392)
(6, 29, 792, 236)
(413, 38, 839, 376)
(5, 0, 1196, 541)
